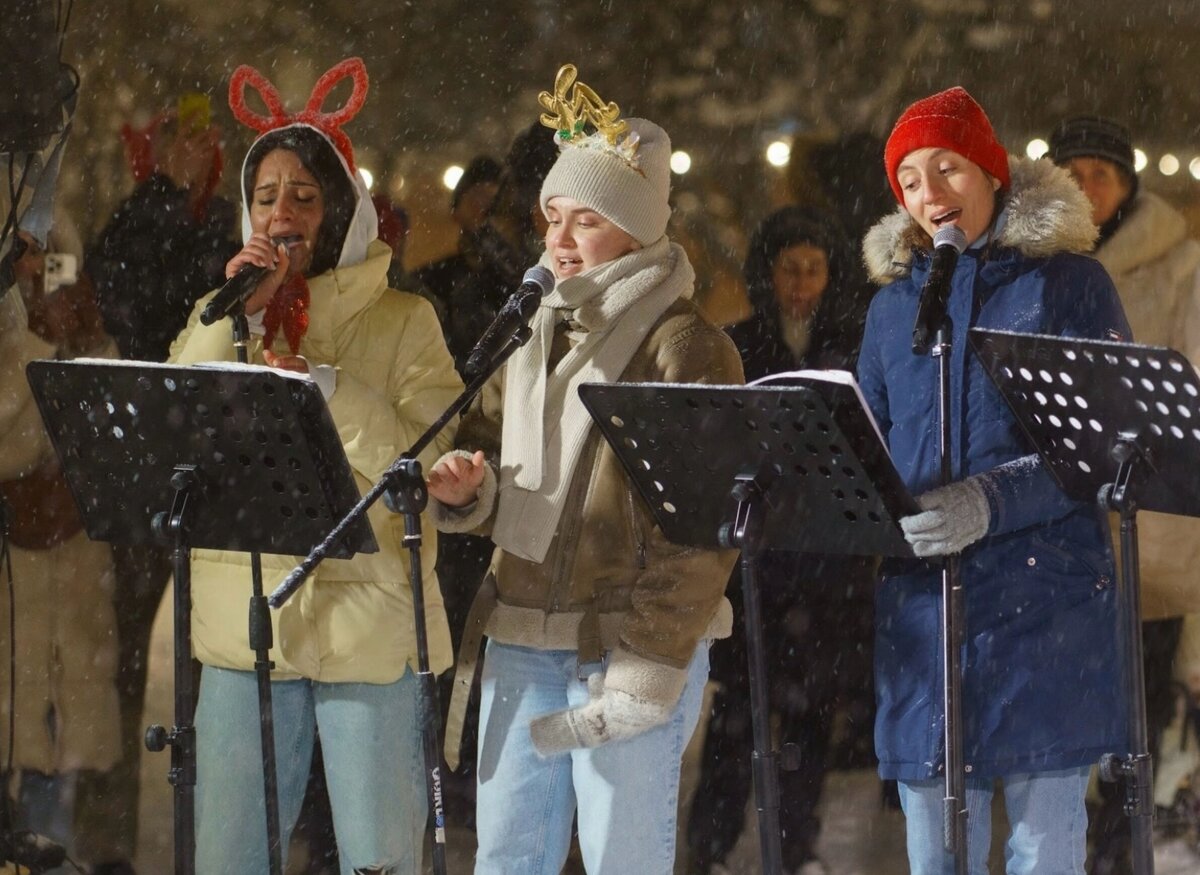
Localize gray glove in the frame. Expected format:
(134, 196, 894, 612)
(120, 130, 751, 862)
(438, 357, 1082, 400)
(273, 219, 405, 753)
(529, 670, 674, 756)
(901, 476, 991, 557)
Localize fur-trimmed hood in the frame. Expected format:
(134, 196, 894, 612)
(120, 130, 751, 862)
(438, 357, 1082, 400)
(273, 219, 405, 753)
(862, 156, 1098, 285)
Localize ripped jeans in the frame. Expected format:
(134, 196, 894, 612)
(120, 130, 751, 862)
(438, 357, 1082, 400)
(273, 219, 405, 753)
(195, 666, 425, 875)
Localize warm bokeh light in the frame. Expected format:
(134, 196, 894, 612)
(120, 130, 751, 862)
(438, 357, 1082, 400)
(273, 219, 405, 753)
(359, 168, 374, 190)
(670, 150, 692, 174)
(1134, 149, 1148, 172)
(1190, 157, 1200, 180)
(1159, 154, 1180, 176)
(766, 140, 791, 167)
(1025, 138, 1049, 160)
(442, 164, 464, 190)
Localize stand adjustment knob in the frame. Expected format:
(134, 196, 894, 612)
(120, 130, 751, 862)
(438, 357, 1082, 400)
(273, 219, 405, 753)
(1098, 752, 1122, 783)
(145, 724, 169, 752)
(779, 742, 802, 772)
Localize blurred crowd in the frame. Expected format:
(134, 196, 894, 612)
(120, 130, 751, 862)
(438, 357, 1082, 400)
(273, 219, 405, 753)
(1, 69, 1200, 875)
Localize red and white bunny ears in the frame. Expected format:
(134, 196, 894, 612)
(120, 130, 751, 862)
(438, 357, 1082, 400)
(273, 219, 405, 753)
(228, 57, 369, 173)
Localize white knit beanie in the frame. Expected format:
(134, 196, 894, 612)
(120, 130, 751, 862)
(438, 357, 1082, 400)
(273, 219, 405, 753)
(539, 117, 673, 246)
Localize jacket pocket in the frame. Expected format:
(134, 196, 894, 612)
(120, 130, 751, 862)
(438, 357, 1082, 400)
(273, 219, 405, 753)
(1027, 534, 1111, 583)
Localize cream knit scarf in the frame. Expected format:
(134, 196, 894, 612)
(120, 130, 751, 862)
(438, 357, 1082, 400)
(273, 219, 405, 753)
(492, 237, 694, 563)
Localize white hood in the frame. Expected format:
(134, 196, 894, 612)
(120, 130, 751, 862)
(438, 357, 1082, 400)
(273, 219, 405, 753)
(238, 122, 378, 270)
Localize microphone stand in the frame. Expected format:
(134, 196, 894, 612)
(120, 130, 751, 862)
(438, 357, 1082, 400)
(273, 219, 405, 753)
(231, 307, 285, 875)
(932, 318, 969, 875)
(915, 306, 969, 873)
(268, 321, 536, 875)
(913, 230, 969, 875)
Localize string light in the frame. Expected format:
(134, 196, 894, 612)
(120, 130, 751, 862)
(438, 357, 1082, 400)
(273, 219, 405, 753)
(766, 140, 791, 167)
(670, 150, 692, 174)
(442, 165, 464, 190)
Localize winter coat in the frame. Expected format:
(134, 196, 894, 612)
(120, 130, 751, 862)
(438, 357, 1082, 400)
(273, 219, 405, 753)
(720, 213, 876, 699)
(434, 265, 744, 764)
(731, 206, 870, 378)
(0, 290, 121, 773)
(88, 173, 238, 362)
(858, 156, 1132, 780)
(0, 532, 121, 773)
(170, 239, 463, 682)
(1092, 192, 1200, 620)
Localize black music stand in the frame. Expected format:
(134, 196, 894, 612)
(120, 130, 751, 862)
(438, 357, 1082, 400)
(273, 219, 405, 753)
(971, 328, 1200, 875)
(26, 359, 377, 875)
(580, 380, 915, 875)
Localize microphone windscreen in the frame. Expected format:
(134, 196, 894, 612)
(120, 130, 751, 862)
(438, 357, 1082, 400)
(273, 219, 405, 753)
(933, 225, 968, 254)
(522, 265, 555, 294)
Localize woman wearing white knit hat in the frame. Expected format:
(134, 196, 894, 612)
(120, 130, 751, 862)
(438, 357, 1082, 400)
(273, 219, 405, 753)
(428, 65, 744, 874)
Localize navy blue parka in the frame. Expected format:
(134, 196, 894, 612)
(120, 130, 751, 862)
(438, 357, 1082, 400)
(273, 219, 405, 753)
(857, 156, 1132, 781)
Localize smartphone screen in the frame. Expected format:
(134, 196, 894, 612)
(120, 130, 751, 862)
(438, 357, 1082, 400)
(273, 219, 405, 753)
(44, 252, 78, 292)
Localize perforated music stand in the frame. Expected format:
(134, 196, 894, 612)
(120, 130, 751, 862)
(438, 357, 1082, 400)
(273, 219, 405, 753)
(970, 328, 1200, 875)
(580, 380, 915, 875)
(580, 381, 916, 556)
(26, 359, 377, 875)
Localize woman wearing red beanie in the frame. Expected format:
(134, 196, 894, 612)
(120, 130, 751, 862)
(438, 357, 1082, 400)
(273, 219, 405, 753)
(858, 86, 1132, 872)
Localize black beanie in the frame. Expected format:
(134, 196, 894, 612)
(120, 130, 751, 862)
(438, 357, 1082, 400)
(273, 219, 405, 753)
(1048, 116, 1138, 189)
(452, 155, 503, 209)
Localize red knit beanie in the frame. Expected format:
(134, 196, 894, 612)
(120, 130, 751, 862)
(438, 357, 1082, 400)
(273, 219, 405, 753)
(883, 86, 1010, 203)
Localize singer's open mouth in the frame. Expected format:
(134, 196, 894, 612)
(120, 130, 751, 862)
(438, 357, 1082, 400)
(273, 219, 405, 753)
(276, 234, 306, 249)
(932, 209, 961, 227)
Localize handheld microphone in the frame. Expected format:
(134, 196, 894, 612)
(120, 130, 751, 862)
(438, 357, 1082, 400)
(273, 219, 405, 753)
(911, 224, 968, 355)
(463, 265, 556, 378)
(199, 241, 282, 326)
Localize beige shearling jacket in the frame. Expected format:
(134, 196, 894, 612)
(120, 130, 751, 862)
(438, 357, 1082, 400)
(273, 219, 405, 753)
(435, 294, 744, 765)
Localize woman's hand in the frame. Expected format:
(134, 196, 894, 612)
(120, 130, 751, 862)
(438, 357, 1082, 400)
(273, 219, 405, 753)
(224, 232, 289, 315)
(427, 450, 486, 508)
(263, 349, 309, 374)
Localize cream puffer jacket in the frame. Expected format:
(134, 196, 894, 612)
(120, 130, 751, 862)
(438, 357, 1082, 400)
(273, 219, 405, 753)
(171, 241, 463, 681)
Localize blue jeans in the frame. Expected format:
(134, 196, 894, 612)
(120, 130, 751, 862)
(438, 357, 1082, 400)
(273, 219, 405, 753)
(195, 666, 425, 875)
(898, 766, 1091, 874)
(474, 641, 709, 875)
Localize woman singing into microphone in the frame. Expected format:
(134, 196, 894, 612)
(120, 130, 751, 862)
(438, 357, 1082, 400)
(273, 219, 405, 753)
(426, 65, 743, 874)
(858, 87, 1131, 873)
(170, 59, 462, 874)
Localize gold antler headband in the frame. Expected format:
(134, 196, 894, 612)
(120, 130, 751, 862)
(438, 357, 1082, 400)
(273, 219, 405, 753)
(538, 64, 633, 153)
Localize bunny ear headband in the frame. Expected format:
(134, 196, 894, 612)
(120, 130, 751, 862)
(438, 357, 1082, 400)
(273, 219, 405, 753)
(228, 57, 369, 173)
